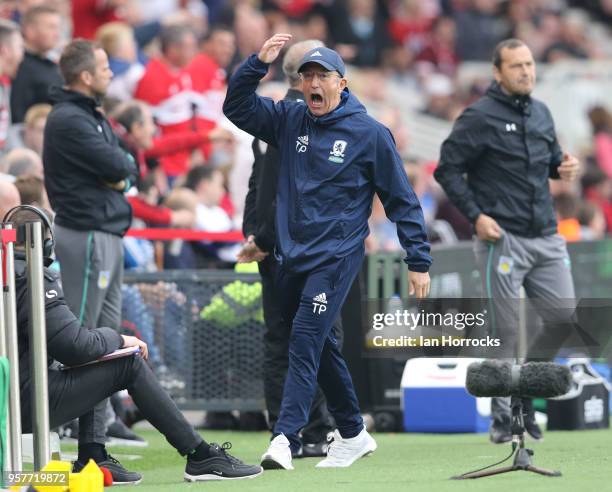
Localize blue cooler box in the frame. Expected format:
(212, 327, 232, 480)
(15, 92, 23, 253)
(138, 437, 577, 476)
(401, 358, 490, 433)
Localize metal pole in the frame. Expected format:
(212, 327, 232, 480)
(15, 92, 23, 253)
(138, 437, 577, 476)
(25, 222, 50, 470)
(0, 247, 5, 358)
(518, 287, 527, 363)
(4, 224, 22, 470)
(0, 241, 13, 473)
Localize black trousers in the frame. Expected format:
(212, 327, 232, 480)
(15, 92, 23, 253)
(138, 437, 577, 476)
(259, 254, 342, 444)
(21, 355, 202, 455)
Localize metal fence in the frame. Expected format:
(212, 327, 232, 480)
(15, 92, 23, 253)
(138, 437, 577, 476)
(122, 239, 612, 411)
(122, 269, 265, 411)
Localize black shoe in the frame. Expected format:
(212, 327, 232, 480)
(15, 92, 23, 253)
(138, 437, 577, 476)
(201, 411, 239, 430)
(74, 454, 142, 485)
(489, 426, 512, 444)
(296, 440, 329, 458)
(522, 403, 543, 441)
(524, 418, 543, 441)
(106, 419, 148, 447)
(184, 442, 263, 481)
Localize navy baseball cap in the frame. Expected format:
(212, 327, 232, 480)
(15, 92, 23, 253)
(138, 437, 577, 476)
(297, 47, 346, 77)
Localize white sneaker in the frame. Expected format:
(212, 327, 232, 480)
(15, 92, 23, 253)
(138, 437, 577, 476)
(261, 434, 294, 470)
(315, 428, 377, 468)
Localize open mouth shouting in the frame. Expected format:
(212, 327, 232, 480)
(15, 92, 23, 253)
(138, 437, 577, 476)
(309, 93, 324, 112)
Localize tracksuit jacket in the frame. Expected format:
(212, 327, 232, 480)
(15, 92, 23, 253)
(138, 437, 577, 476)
(434, 81, 564, 237)
(224, 54, 432, 273)
(43, 87, 138, 237)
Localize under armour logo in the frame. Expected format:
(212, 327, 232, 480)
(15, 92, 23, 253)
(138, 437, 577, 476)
(505, 123, 517, 132)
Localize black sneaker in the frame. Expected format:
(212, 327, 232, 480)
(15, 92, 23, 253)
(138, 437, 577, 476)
(522, 399, 544, 442)
(524, 418, 543, 441)
(74, 454, 142, 485)
(296, 440, 329, 458)
(489, 426, 512, 444)
(106, 419, 148, 447)
(184, 442, 263, 481)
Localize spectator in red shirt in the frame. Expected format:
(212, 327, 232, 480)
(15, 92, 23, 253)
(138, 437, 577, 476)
(71, 0, 122, 40)
(582, 166, 612, 233)
(135, 24, 204, 180)
(415, 16, 459, 77)
(188, 28, 233, 131)
(200, 25, 236, 73)
(388, 0, 436, 50)
(184, 28, 237, 172)
(111, 100, 217, 228)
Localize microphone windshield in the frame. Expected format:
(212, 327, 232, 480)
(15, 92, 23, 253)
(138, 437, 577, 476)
(466, 360, 572, 398)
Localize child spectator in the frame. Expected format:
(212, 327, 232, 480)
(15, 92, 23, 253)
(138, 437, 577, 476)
(7, 103, 51, 155)
(96, 22, 145, 101)
(184, 166, 240, 262)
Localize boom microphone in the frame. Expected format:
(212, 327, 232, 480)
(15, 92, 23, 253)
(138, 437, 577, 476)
(466, 360, 572, 398)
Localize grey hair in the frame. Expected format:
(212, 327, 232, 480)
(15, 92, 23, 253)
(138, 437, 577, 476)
(282, 39, 325, 87)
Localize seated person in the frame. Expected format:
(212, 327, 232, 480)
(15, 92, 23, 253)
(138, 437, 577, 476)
(11, 205, 262, 483)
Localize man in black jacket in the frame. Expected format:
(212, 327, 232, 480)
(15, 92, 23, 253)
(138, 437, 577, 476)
(434, 39, 580, 444)
(12, 206, 262, 483)
(43, 39, 139, 448)
(239, 39, 340, 458)
(10, 6, 63, 123)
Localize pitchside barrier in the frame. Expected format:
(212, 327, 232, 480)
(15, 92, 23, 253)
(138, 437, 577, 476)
(121, 238, 612, 416)
(122, 268, 266, 411)
(1, 221, 51, 481)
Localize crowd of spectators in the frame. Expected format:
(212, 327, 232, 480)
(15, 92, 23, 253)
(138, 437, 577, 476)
(0, 0, 611, 268)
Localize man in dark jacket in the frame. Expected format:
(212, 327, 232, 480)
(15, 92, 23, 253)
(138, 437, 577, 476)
(434, 39, 580, 444)
(224, 33, 431, 470)
(10, 6, 64, 123)
(240, 39, 341, 458)
(43, 39, 139, 448)
(11, 206, 262, 483)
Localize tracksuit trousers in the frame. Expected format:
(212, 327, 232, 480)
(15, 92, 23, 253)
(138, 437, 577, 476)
(273, 252, 364, 452)
(54, 225, 124, 444)
(259, 254, 341, 443)
(474, 231, 576, 430)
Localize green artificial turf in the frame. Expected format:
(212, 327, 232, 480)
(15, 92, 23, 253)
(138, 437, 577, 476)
(61, 427, 612, 491)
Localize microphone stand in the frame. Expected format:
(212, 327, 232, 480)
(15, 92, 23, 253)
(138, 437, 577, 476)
(452, 396, 561, 479)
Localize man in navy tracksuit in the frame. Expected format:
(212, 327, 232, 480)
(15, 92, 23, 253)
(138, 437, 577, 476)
(223, 33, 432, 470)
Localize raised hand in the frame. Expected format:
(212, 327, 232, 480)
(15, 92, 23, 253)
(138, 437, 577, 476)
(258, 33, 293, 64)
